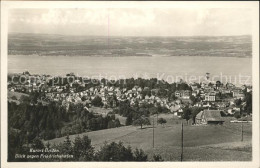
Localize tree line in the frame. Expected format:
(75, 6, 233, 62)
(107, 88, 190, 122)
(8, 100, 121, 144)
(9, 135, 164, 162)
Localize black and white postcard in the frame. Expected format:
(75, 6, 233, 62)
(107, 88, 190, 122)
(1, 1, 259, 168)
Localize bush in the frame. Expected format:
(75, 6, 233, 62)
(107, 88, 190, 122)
(95, 141, 148, 161)
(220, 111, 227, 117)
(234, 111, 241, 119)
(11, 96, 17, 100)
(133, 116, 151, 129)
(157, 118, 167, 125)
(91, 96, 103, 107)
(133, 148, 148, 161)
(125, 115, 133, 126)
(95, 141, 134, 161)
(73, 136, 94, 161)
(153, 154, 164, 161)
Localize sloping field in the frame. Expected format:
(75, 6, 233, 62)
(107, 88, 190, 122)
(8, 91, 29, 104)
(8, 91, 28, 99)
(146, 141, 252, 161)
(89, 107, 112, 116)
(46, 115, 252, 161)
(89, 107, 126, 125)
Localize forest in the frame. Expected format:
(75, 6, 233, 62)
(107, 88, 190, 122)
(8, 100, 121, 143)
(9, 134, 164, 162)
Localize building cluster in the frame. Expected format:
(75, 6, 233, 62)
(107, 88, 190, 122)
(8, 73, 252, 118)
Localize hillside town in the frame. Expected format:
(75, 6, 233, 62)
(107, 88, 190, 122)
(8, 71, 252, 123)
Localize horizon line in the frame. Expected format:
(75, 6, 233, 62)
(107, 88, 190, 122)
(8, 32, 252, 38)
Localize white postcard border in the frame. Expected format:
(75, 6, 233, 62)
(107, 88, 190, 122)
(1, 1, 259, 168)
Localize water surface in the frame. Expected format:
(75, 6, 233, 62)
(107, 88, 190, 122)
(8, 55, 252, 85)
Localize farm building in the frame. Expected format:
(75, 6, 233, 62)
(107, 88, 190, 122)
(195, 110, 224, 125)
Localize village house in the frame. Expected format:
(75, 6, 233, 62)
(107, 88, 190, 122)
(214, 102, 228, 109)
(192, 91, 197, 97)
(227, 106, 240, 115)
(195, 110, 224, 125)
(175, 90, 182, 97)
(175, 90, 191, 99)
(137, 87, 142, 93)
(170, 104, 181, 114)
(204, 86, 215, 93)
(182, 90, 191, 99)
(232, 89, 245, 100)
(176, 108, 183, 117)
(219, 87, 231, 94)
(190, 84, 198, 91)
(202, 102, 212, 108)
(145, 95, 150, 100)
(204, 91, 216, 102)
(136, 94, 142, 100)
(122, 88, 127, 93)
(226, 83, 235, 90)
(199, 90, 205, 97)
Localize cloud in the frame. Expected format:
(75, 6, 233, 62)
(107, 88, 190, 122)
(8, 8, 253, 36)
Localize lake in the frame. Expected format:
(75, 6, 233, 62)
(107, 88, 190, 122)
(8, 55, 252, 85)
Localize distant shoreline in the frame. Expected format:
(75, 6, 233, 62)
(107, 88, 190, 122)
(8, 34, 252, 58)
(8, 54, 252, 58)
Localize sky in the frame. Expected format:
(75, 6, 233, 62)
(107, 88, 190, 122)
(8, 8, 253, 36)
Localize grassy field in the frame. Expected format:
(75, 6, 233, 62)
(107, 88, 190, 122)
(8, 91, 28, 99)
(8, 91, 29, 104)
(46, 113, 252, 161)
(89, 107, 127, 125)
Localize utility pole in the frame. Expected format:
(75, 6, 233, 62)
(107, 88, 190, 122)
(157, 112, 158, 125)
(181, 121, 184, 161)
(241, 122, 243, 141)
(153, 115, 155, 148)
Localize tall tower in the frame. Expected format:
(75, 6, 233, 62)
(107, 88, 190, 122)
(205, 73, 210, 81)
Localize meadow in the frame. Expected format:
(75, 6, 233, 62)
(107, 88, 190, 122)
(46, 113, 252, 161)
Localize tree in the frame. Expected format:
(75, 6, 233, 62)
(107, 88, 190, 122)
(169, 93, 177, 101)
(182, 107, 191, 124)
(114, 118, 121, 127)
(95, 141, 134, 161)
(208, 82, 214, 87)
(125, 115, 133, 126)
(79, 135, 95, 161)
(177, 83, 191, 91)
(190, 95, 197, 105)
(244, 92, 252, 114)
(150, 107, 158, 123)
(95, 141, 149, 161)
(153, 154, 164, 161)
(234, 111, 241, 119)
(31, 137, 45, 149)
(23, 71, 31, 75)
(157, 118, 167, 126)
(132, 116, 151, 129)
(20, 95, 31, 104)
(91, 96, 103, 107)
(29, 91, 40, 104)
(133, 148, 148, 161)
(216, 81, 221, 88)
(81, 96, 87, 101)
(73, 135, 94, 161)
(235, 98, 242, 106)
(30, 137, 45, 161)
(190, 107, 203, 124)
(11, 96, 17, 100)
(61, 135, 73, 156)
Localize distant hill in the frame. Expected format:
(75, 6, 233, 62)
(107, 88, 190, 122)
(8, 33, 252, 57)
